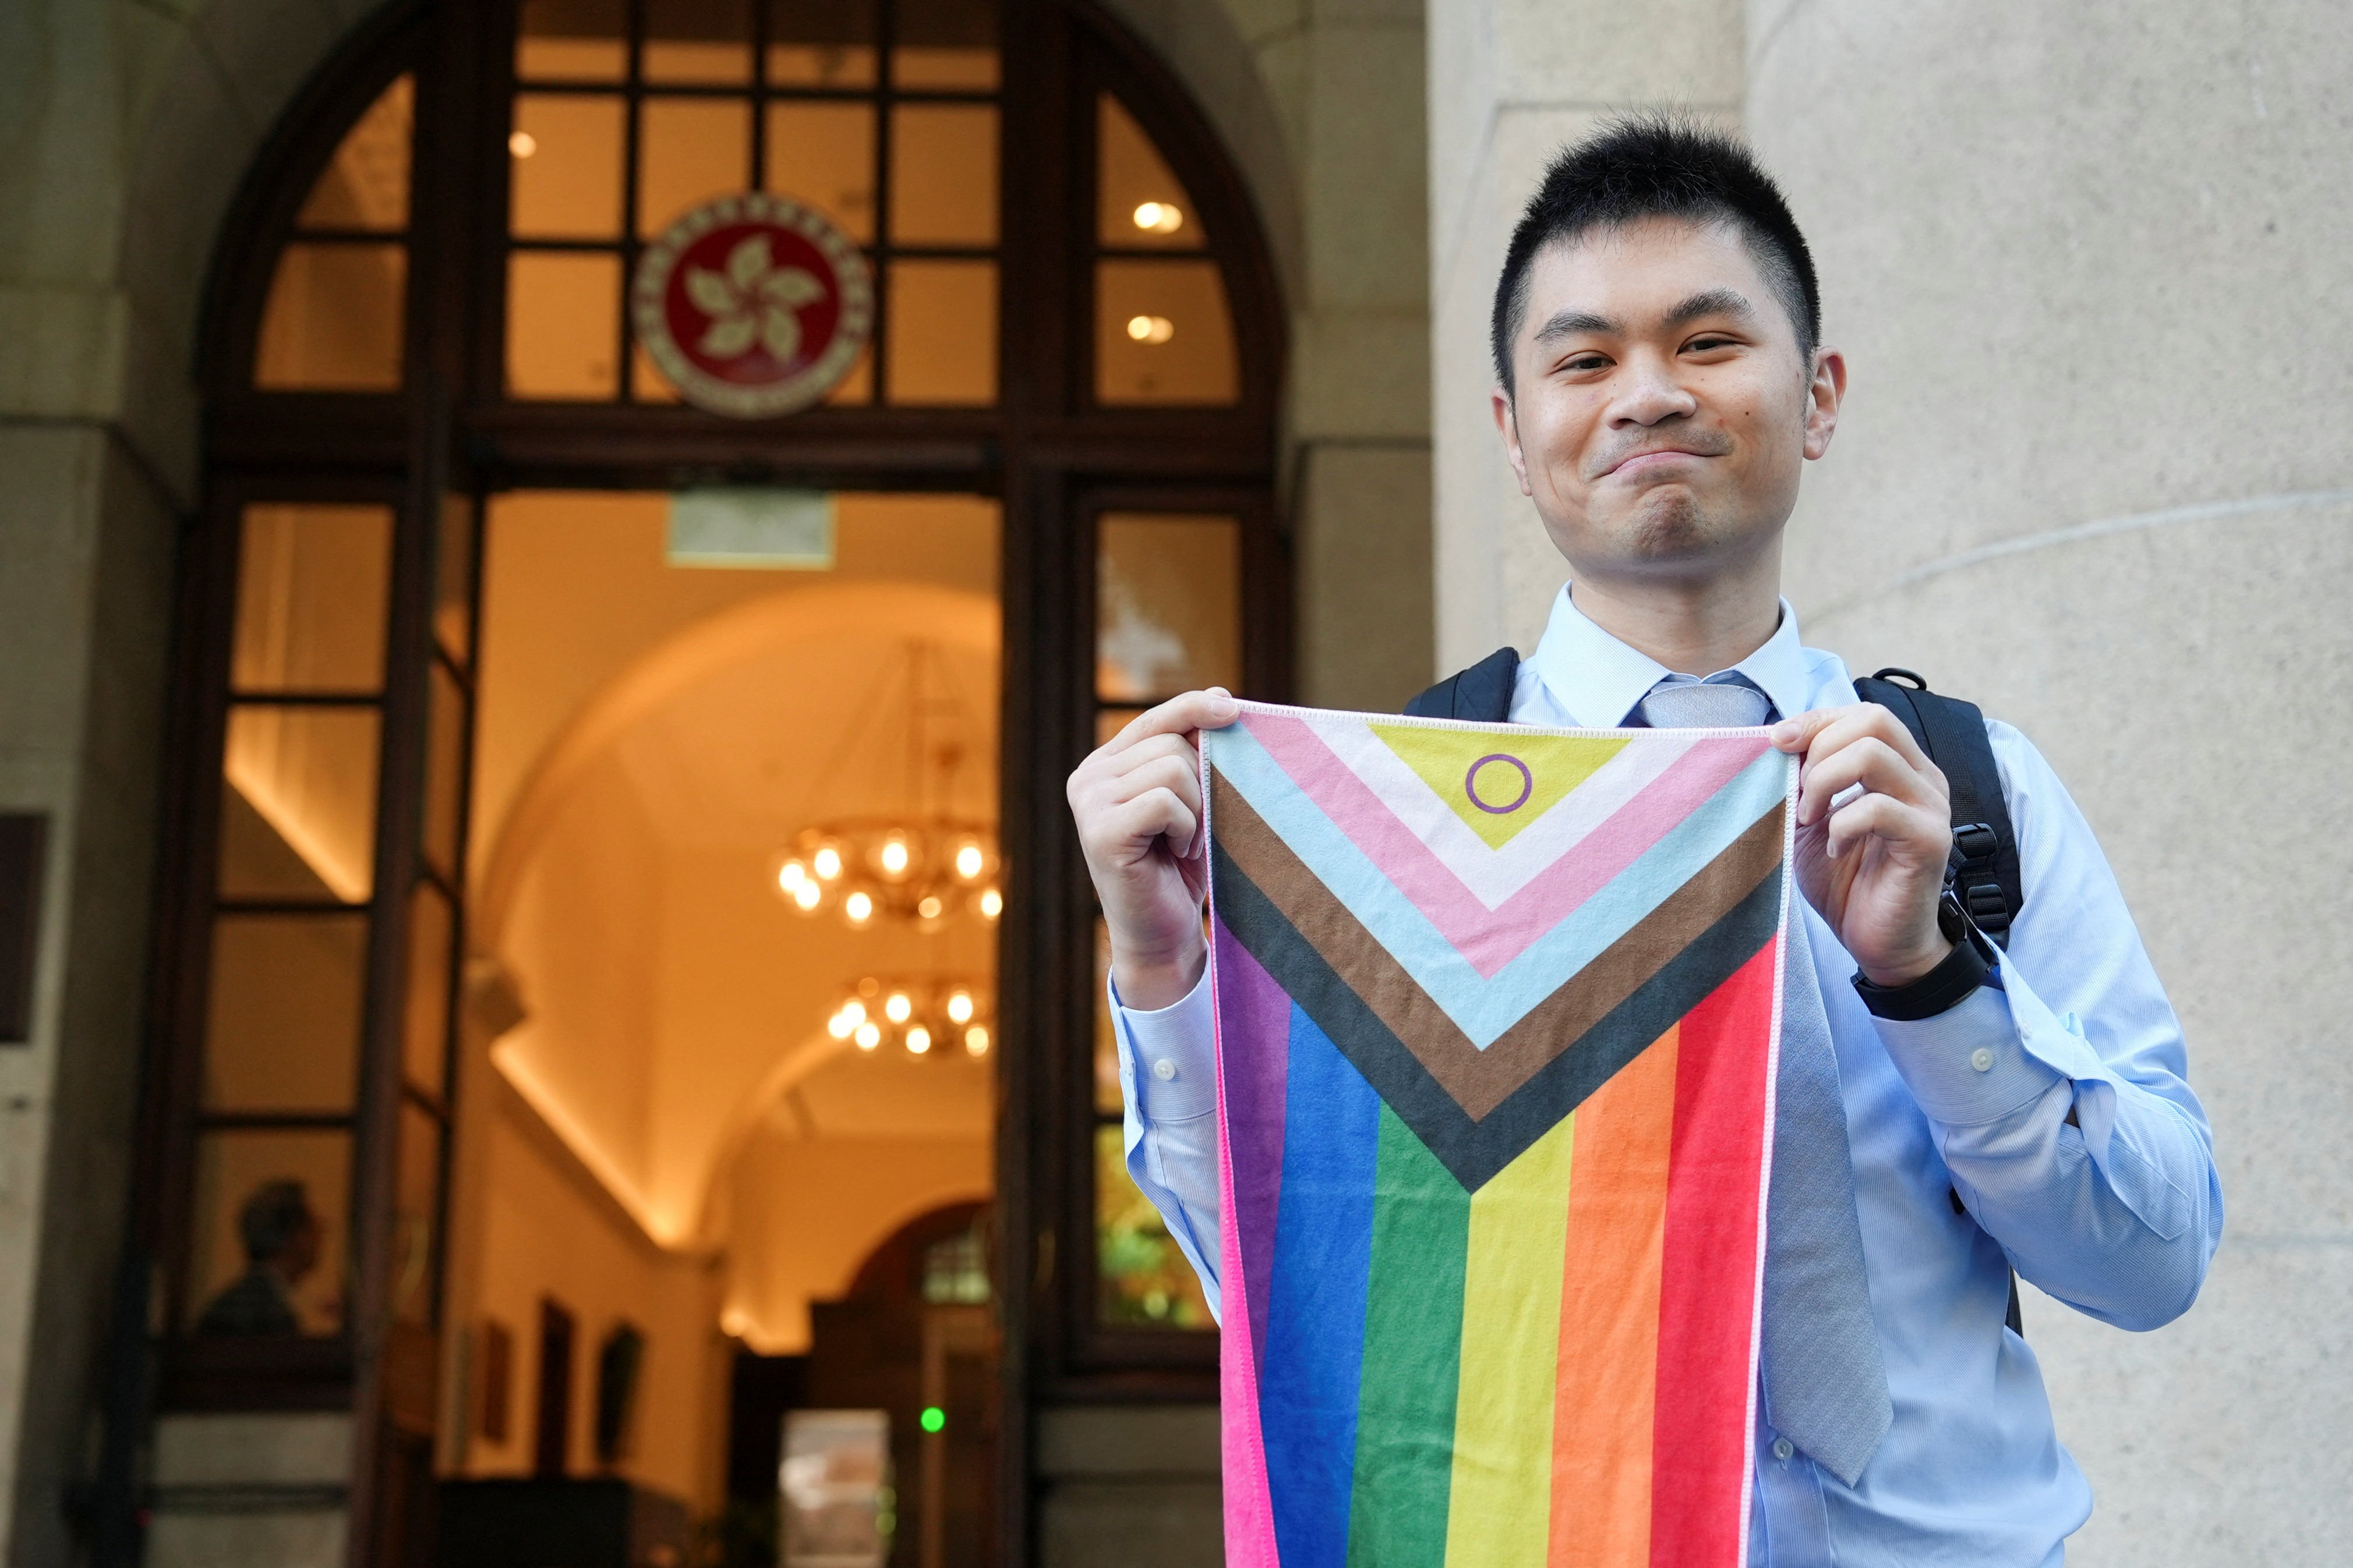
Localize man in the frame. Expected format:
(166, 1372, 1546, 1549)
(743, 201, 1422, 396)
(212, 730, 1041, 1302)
(1065, 119, 2221, 1563)
(195, 1178, 323, 1336)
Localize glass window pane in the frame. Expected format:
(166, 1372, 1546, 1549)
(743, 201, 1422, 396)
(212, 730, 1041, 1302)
(507, 251, 621, 398)
(510, 94, 625, 239)
(517, 0, 626, 81)
(220, 706, 380, 902)
(637, 97, 751, 237)
(1095, 1123, 1211, 1330)
(423, 663, 467, 882)
(893, 0, 999, 90)
(1095, 706, 1144, 746)
(644, 0, 751, 84)
(1095, 259, 1238, 406)
(765, 101, 875, 242)
(404, 883, 453, 1100)
(884, 260, 995, 405)
(393, 1103, 444, 1327)
(188, 1130, 350, 1337)
(766, 0, 876, 86)
(824, 348, 873, 405)
(296, 75, 413, 232)
(436, 495, 475, 667)
(233, 504, 392, 694)
(203, 912, 368, 1114)
(1094, 919, 1122, 1114)
(1097, 514, 1242, 702)
(631, 343, 683, 404)
(888, 104, 995, 246)
(254, 243, 405, 391)
(1097, 95, 1203, 252)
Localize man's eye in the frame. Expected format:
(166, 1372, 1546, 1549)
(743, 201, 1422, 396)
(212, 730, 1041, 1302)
(1684, 336, 1737, 353)
(1560, 353, 1610, 372)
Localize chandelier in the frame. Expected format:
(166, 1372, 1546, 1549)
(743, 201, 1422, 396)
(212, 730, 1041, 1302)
(773, 641, 1001, 932)
(825, 976, 994, 1058)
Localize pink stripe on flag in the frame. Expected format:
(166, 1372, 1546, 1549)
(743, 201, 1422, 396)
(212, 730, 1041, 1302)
(1248, 713, 1768, 976)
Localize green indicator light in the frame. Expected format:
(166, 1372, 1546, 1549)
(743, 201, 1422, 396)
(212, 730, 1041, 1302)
(920, 1406, 946, 1434)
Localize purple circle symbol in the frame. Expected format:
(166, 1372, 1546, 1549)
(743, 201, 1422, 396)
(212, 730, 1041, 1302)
(1464, 753, 1534, 815)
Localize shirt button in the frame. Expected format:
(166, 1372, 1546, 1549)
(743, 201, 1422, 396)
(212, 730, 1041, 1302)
(1151, 1059, 1176, 1082)
(1970, 1047, 1995, 1073)
(1772, 1437, 1794, 1461)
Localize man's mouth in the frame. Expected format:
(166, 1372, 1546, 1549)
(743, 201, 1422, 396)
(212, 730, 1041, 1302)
(1603, 446, 1717, 479)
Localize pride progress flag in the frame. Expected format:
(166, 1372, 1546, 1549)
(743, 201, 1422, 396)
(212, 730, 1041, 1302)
(1203, 703, 1796, 1568)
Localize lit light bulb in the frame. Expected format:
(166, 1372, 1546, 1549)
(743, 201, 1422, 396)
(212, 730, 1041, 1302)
(954, 843, 984, 880)
(839, 999, 867, 1028)
(1132, 200, 1183, 234)
(906, 1025, 932, 1055)
(978, 887, 1002, 919)
(879, 836, 910, 875)
(1125, 314, 1175, 345)
(917, 895, 943, 921)
(845, 890, 874, 923)
(854, 1021, 882, 1050)
(885, 991, 911, 1024)
(778, 861, 808, 893)
(510, 130, 539, 159)
(946, 990, 974, 1024)
(827, 1009, 854, 1039)
(792, 880, 822, 911)
(964, 1025, 990, 1057)
(813, 846, 843, 880)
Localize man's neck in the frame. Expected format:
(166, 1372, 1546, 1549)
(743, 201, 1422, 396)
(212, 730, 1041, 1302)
(1565, 555, 1784, 676)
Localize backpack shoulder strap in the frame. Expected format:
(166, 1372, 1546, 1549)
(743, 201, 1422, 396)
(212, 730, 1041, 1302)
(1851, 667, 2023, 948)
(1404, 647, 1520, 723)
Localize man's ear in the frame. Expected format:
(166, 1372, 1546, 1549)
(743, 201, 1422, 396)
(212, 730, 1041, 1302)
(1492, 386, 1534, 497)
(1803, 347, 1846, 461)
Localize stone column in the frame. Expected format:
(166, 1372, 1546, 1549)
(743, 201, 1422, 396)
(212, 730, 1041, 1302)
(1426, 0, 1747, 670)
(1747, 4, 2353, 1562)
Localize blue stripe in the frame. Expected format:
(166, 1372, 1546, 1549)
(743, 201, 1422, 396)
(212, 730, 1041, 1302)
(1261, 1003, 1382, 1567)
(1210, 725, 1789, 1046)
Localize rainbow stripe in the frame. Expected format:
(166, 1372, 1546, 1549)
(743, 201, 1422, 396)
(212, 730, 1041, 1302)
(1206, 705, 1789, 1568)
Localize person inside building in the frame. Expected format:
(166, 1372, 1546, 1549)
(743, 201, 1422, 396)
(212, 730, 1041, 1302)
(195, 1178, 323, 1337)
(1065, 118, 2223, 1563)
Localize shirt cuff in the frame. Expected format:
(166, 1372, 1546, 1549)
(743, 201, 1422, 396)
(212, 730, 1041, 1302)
(1872, 974, 2065, 1125)
(1108, 968, 1218, 1123)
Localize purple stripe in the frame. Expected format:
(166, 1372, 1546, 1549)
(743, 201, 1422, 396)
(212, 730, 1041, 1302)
(1216, 913, 1291, 1371)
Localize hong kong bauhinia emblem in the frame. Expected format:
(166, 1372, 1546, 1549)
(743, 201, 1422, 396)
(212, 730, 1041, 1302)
(631, 192, 873, 418)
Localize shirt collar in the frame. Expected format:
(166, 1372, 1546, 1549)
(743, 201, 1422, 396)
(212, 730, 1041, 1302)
(1524, 583, 1815, 726)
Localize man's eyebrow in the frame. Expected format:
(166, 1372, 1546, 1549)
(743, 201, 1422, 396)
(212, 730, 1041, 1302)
(1531, 308, 1621, 343)
(1662, 288, 1758, 329)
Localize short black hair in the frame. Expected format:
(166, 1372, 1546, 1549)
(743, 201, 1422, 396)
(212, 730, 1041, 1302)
(1490, 116, 1820, 395)
(238, 1179, 316, 1262)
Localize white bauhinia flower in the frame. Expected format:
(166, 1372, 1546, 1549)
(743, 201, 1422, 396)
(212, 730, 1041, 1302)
(684, 234, 827, 362)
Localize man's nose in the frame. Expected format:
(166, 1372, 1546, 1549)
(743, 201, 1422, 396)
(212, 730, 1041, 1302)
(1608, 356, 1698, 426)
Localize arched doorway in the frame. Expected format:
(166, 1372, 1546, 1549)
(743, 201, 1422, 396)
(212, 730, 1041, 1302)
(131, 0, 1285, 1561)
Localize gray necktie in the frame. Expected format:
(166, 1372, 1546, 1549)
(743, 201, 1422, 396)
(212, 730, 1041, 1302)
(1636, 675, 1893, 1486)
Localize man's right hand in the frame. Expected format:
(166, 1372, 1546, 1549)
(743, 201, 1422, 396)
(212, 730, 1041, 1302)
(1065, 688, 1241, 1011)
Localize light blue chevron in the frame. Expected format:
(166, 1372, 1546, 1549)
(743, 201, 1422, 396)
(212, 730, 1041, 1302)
(1209, 724, 1787, 1049)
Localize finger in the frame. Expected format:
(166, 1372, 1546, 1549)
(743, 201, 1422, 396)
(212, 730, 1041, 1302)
(1772, 703, 1934, 777)
(1109, 754, 1205, 845)
(1799, 736, 1945, 826)
(1105, 688, 1241, 755)
(1104, 730, 1200, 782)
(1096, 788, 1200, 866)
(1824, 791, 1947, 863)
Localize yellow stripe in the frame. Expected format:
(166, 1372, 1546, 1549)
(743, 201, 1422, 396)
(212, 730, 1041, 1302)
(1443, 1112, 1577, 1567)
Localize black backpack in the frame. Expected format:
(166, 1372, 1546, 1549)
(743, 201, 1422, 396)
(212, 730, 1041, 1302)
(1407, 649, 2031, 1335)
(1405, 650, 2022, 945)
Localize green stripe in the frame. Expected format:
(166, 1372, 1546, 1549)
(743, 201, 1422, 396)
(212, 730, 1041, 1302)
(1444, 1112, 1576, 1567)
(1347, 1105, 1473, 1568)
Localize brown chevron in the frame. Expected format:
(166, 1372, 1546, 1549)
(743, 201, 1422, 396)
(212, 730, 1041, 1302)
(1210, 775, 1785, 1121)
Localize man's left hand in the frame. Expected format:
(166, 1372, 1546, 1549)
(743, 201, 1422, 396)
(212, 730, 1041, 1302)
(1769, 704, 1954, 986)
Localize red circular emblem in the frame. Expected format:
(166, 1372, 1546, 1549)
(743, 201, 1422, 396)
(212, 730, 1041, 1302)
(631, 193, 873, 419)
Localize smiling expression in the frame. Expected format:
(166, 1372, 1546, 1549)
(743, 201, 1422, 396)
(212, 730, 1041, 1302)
(1493, 215, 1842, 588)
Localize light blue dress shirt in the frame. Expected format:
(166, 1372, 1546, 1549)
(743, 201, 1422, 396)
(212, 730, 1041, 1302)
(1110, 585, 2224, 1567)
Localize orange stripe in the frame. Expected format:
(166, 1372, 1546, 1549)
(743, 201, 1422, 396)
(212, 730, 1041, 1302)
(1546, 1024, 1679, 1566)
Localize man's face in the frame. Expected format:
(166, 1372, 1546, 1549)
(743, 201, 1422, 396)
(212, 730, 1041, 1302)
(1493, 216, 1842, 587)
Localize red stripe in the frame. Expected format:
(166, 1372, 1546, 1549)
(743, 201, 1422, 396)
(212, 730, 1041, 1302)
(1648, 939, 1778, 1567)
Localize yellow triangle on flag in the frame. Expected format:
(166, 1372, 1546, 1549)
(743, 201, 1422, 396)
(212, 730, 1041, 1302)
(1366, 723, 1630, 849)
